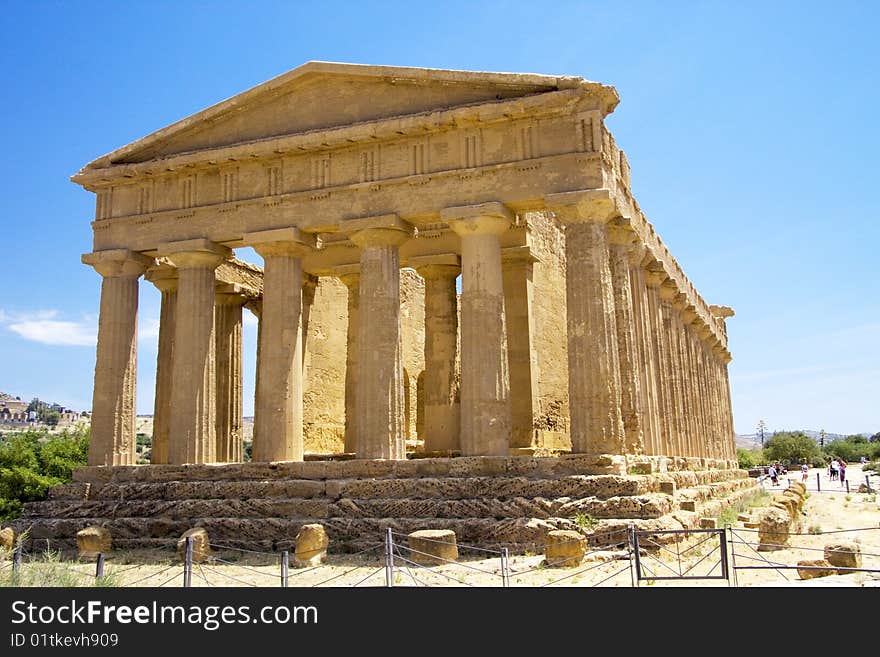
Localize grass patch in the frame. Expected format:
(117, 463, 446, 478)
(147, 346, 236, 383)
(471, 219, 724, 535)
(572, 512, 599, 530)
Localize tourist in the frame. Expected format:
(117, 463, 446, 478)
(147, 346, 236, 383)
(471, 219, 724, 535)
(768, 463, 778, 487)
(830, 458, 839, 481)
(839, 459, 847, 488)
(801, 462, 809, 482)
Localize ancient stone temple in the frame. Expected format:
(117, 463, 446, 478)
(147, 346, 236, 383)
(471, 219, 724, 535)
(22, 63, 749, 552)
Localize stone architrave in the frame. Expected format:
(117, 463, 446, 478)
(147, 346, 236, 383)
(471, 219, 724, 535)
(215, 286, 247, 463)
(145, 260, 178, 465)
(607, 222, 644, 455)
(412, 255, 461, 452)
(343, 215, 412, 460)
(442, 203, 514, 457)
(545, 189, 624, 455)
(245, 227, 315, 462)
(82, 249, 153, 466)
(160, 238, 231, 465)
(335, 266, 361, 454)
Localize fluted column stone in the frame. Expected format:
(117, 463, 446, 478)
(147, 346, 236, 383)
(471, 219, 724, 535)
(144, 261, 178, 465)
(82, 249, 153, 466)
(215, 287, 247, 463)
(413, 256, 461, 452)
(546, 190, 624, 455)
(245, 227, 314, 463)
(160, 239, 230, 465)
(336, 266, 360, 454)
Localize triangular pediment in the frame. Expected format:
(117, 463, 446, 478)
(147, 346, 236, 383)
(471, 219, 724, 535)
(85, 62, 573, 168)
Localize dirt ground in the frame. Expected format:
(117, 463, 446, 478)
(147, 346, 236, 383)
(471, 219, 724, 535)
(3, 465, 877, 588)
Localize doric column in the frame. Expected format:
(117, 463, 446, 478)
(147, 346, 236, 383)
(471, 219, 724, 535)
(546, 190, 624, 455)
(643, 269, 672, 456)
(443, 203, 513, 457)
(215, 285, 247, 463)
(630, 248, 661, 455)
(245, 228, 315, 462)
(344, 214, 412, 460)
(608, 223, 644, 455)
(412, 255, 461, 453)
(678, 304, 700, 458)
(160, 239, 230, 465)
(81, 249, 153, 466)
(144, 260, 178, 465)
(692, 320, 714, 459)
(335, 265, 360, 454)
(501, 247, 540, 449)
(659, 282, 688, 459)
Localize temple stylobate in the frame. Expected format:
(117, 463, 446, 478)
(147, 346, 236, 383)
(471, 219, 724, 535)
(73, 61, 736, 468)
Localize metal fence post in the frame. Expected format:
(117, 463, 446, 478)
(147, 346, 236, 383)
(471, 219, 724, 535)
(12, 545, 22, 572)
(281, 550, 289, 588)
(816, 472, 821, 492)
(183, 536, 193, 588)
(628, 524, 638, 588)
(501, 548, 510, 588)
(845, 479, 850, 494)
(95, 553, 105, 580)
(384, 528, 394, 588)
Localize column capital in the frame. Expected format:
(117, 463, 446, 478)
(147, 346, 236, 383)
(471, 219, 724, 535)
(214, 283, 250, 306)
(442, 202, 514, 237)
(709, 304, 736, 320)
(159, 238, 231, 269)
(333, 263, 361, 288)
(501, 245, 541, 265)
(82, 249, 153, 278)
(409, 254, 461, 280)
(341, 213, 413, 248)
(545, 188, 621, 224)
(681, 305, 698, 325)
(243, 227, 316, 257)
(658, 278, 679, 302)
(145, 258, 178, 292)
(672, 292, 689, 311)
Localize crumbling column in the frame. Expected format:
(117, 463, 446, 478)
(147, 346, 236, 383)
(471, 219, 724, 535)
(335, 266, 360, 454)
(144, 260, 178, 465)
(215, 286, 247, 463)
(82, 249, 153, 466)
(501, 247, 540, 449)
(413, 256, 461, 452)
(160, 239, 230, 465)
(245, 228, 314, 462)
(443, 203, 513, 457)
(345, 215, 412, 460)
(546, 190, 624, 455)
(608, 224, 644, 455)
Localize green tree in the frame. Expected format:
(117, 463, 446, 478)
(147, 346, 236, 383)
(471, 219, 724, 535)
(43, 410, 61, 427)
(762, 431, 819, 465)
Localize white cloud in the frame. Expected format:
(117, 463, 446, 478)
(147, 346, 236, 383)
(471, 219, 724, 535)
(243, 312, 258, 328)
(7, 317, 97, 346)
(139, 317, 160, 341)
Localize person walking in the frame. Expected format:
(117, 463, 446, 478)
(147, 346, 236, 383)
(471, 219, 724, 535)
(830, 458, 839, 481)
(801, 461, 809, 482)
(768, 463, 778, 487)
(839, 459, 847, 488)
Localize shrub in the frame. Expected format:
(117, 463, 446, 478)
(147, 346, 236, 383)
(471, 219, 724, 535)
(737, 448, 760, 469)
(763, 431, 820, 465)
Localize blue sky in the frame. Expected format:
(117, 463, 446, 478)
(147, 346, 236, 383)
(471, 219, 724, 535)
(0, 1, 877, 436)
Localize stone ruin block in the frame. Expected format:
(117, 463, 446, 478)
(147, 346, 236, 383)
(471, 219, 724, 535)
(823, 541, 861, 573)
(407, 529, 458, 566)
(544, 529, 586, 568)
(679, 500, 697, 512)
(659, 480, 676, 495)
(0, 526, 14, 552)
(177, 527, 211, 564)
(699, 518, 718, 529)
(797, 559, 836, 579)
(76, 526, 111, 559)
(294, 524, 328, 568)
(757, 508, 791, 551)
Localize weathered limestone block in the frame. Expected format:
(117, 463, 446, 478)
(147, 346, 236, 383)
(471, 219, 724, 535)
(679, 500, 697, 512)
(76, 526, 111, 559)
(0, 526, 14, 551)
(177, 527, 211, 563)
(823, 541, 861, 572)
(294, 524, 328, 567)
(407, 529, 458, 565)
(658, 480, 676, 495)
(699, 518, 718, 529)
(797, 559, 836, 580)
(787, 481, 807, 498)
(544, 529, 587, 567)
(736, 513, 750, 523)
(757, 508, 791, 551)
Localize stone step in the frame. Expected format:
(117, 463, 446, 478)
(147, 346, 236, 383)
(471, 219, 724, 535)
(51, 470, 749, 503)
